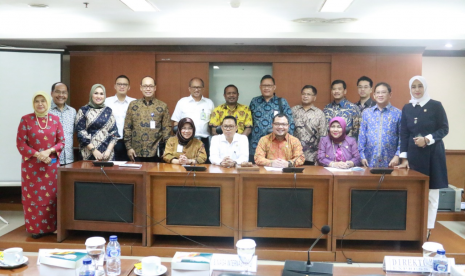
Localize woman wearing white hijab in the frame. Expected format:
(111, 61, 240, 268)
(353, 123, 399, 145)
(396, 76, 449, 240)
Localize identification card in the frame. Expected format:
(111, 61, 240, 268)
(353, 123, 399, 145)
(150, 121, 156, 129)
(177, 144, 183, 152)
(200, 109, 206, 120)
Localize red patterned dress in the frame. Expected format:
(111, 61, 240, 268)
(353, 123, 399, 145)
(16, 113, 64, 234)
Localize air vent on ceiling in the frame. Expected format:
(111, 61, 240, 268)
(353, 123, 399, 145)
(293, 17, 357, 24)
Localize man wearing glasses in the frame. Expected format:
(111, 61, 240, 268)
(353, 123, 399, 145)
(123, 76, 171, 162)
(105, 75, 136, 161)
(209, 84, 252, 136)
(249, 75, 294, 162)
(355, 76, 376, 113)
(49, 82, 76, 165)
(291, 85, 327, 166)
(254, 114, 304, 168)
(209, 116, 249, 167)
(171, 77, 214, 159)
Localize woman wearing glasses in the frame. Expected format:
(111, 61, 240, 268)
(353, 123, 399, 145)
(318, 117, 361, 168)
(163, 117, 207, 164)
(75, 84, 119, 161)
(209, 116, 249, 167)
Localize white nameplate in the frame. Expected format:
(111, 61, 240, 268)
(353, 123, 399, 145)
(210, 253, 257, 274)
(383, 256, 455, 273)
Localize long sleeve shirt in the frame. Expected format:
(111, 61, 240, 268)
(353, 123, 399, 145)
(358, 104, 402, 167)
(209, 133, 249, 165)
(254, 133, 305, 167)
(317, 136, 361, 167)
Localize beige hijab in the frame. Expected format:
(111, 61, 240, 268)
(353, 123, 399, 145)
(32, 91, 52, 117)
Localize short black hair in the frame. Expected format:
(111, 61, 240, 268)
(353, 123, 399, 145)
(357, 76, 373, 87)
(189, 77, 204, 87)
(115, 75, 130, 84)
(224, 84, 238, 94)
(261, 75, 275, 85)
(51, 82, 69, 92)
(141, 76, 156, 85)
(301, 85, 317, 95)
(272, 113, 289, 123)
(331, 80, 346, 90)
(374, 82, 392, 93)
(222, 115, 237, 125)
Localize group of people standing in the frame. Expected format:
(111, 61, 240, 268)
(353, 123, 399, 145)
(17, 73, 448, 240)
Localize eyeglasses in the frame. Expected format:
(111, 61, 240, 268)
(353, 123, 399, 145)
(222, 125, 236, 129)
(141, 85, 155, 89)
(358, 86, 370, 89)
(273, 123, 289, 127)
(116, 83, 129, 87)
(190, 86, 203, 90)
(302, 93, 315, 97)
(260, 84, 275, 88)
(374, 91, 389, 95)
(181, 127, 193, 131)
(53, 91, 68, 95)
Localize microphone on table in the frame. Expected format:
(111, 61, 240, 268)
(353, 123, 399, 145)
(282, 225, 333, 276)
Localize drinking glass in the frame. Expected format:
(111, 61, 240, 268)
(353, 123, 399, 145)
(85, 237, 106, 276)
(236, 239, 256, 274)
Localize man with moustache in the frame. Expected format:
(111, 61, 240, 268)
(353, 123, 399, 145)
(49, 82, 76, 165)
(209, 84, 252, 136)
(358, 82, 402, 167)
(254, 114, 304, 168)
(123, 76, 171, 162)
(355, 76, 376, 113)
(291, 85, 327, 165)
(105, 75, 135, 161)
(249, 75, 294, 162)
(172, 77, 214, 159)
(323, 80, 361, 139)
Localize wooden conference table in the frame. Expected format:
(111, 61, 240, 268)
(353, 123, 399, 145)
(57, 161, 429, 258)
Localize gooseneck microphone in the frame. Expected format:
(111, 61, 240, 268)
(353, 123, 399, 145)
(282, 225, 333, 276)
(307, 225, 331, 267)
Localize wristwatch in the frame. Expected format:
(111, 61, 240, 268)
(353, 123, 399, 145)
(288, 161, 294, 168)
(90, 147, 96, 152)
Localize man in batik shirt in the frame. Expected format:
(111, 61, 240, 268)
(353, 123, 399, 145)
(291, 85, 326, 165)
(209, 84, 252, 135)
(323, 80, 361, 139)
(358, 82, 401, 167)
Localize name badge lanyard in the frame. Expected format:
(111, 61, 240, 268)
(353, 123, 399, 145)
(150, 113, 156, 129)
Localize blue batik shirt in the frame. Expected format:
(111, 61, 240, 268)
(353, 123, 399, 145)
(358, 104, 402, 167)
(323, 98, 361, 140)
(49, 102, 77, 165)
(249, 95, 294, 155)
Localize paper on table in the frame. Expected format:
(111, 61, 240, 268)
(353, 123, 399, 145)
(324, 167, 351, 172)
(264, 166, 283, 172)
(112, 161, 127, 166)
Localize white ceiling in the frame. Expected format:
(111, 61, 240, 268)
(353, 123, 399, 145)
(0, 0, 464, 50)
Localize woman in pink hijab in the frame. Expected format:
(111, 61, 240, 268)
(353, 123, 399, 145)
(317, 117, 361, 168)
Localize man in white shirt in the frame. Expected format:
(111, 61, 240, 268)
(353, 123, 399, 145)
(209, 116, 249, 167)
(171, 77, 214, 160)
(104, 75, 136, 161)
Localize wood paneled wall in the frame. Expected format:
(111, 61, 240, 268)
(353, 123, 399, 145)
(446, 150, 465, 190)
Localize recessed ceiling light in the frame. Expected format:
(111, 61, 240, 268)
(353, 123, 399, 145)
(326, 18, 357, 23)
(120, 0, 159, 12)
(320, 0, 354, 12)
(293, 18, 357, 24)
(445, 43, 453, 48)
(293, 18, 326, 24)
(213, 66, 220, 69)
(28, 4, 49, 8)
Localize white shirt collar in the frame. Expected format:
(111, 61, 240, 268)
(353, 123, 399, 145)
(188, 95, 204, 103)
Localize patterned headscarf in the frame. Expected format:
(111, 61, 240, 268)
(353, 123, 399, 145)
(329, 116, 347, 144)
(88, 84, 106, 109)
(409, 76, 430, 107)
(32, 91, 52, 118)
(177, 117, 196, 146)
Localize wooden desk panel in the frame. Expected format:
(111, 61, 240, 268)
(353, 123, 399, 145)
(240, 166, 333, 244)
(147, 164, 239, 246)
(57, 161, 156, 245)
(331, 168, 429, 250)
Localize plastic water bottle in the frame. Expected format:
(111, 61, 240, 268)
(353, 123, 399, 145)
(432, 249, 448, 275)
(106, 235, 121, 276)
(79, 258, 95, 276)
